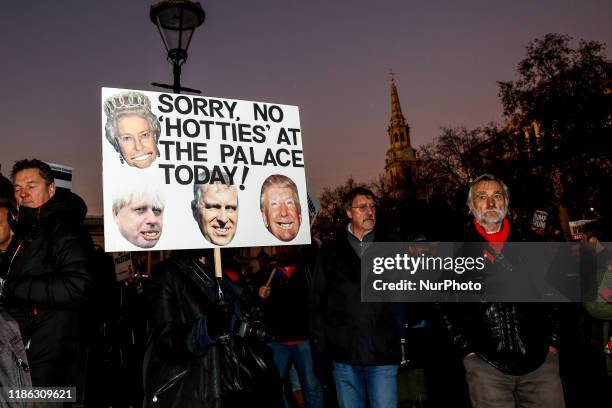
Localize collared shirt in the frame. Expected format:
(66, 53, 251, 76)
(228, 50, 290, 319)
(347, 223, 375, 258)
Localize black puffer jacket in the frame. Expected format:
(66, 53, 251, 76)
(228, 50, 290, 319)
(143, 254, 282, 408)
(438, 220, 561, 375)
(310, 229, 404, 365)
(2, 189, 93, 385)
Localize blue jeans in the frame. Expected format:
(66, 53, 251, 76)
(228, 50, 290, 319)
(333, 361, 399, 408)
(268, 341, 324, 408)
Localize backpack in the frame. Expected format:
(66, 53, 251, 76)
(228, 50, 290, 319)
(0, 310, 33, 408)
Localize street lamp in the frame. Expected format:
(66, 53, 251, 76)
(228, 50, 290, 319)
(150, 0, 205, 94)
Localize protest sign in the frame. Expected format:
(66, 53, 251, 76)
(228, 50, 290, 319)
(530, 209, 548, 235)
(102, 88, 310, 251)
(112, 252, 134, 282)
(47, 162, 73, 190)
(568, 219, 597, 241)
(306, 181, 321, 227)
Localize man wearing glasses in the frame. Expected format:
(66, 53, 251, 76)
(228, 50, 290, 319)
(310, 187, 404, 408)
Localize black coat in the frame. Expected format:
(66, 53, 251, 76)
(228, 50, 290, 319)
(260, 245, 317, 343)
(310, 228, 404, 365)
(437, 219, 561, 375)
(2, 189, 93, 386)
(143, 255, 282, 408)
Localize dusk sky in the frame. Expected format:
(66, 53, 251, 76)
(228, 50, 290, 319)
(2, 0, 611, 215)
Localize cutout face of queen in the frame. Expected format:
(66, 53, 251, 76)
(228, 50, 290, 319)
(104, 91, 160, 169)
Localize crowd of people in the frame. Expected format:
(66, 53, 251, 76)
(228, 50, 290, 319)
(0, 159, 610, 408)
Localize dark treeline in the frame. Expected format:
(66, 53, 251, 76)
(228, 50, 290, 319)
(314, 33, 612, 243)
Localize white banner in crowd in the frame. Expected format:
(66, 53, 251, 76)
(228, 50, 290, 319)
(112, 252, 134, 282)
(568, 219, 597, 241)
(306, 181, 321, 227)
(102, 88, 310, 251)
(47, 162, 73, 190)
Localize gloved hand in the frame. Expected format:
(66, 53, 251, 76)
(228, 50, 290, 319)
(206, 300, 233, 339)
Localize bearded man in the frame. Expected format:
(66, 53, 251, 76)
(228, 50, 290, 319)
(438, 174, 564, 408)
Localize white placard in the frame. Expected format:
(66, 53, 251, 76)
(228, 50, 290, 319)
(102, 88, 310, 251)
(568, 219, 597, 241)
(46, 162, 73, 190)
(530, 209, 548, 234)
(306, 181, 321, 227)
(112, 252, 133, 282)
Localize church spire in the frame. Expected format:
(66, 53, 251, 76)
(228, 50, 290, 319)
(389, 70, 406, 129)
(386, 71, 411, 147)
(384, 72, 418, 198)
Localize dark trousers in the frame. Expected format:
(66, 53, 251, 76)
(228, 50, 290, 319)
(463, 352, 565, 408)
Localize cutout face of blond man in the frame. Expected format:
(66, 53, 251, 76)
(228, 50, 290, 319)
(113, 199, 164, 248)
(262, 184, 301, 242)
(116, 114, 158, 169)
(192, 183, 238, 246)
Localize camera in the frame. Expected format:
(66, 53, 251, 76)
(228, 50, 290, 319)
(234, 319, 273, 343)
(233, 304, 273, 343)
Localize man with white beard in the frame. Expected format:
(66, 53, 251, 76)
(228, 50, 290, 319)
(467, 174, 510, 233)
(438, 174, 565, 408)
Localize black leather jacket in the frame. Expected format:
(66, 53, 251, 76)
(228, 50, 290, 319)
(142, 254, 282, 408)
(437, 220, 561, 375)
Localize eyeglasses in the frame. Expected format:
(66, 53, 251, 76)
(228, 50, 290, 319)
(351, 204, 376, 211)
